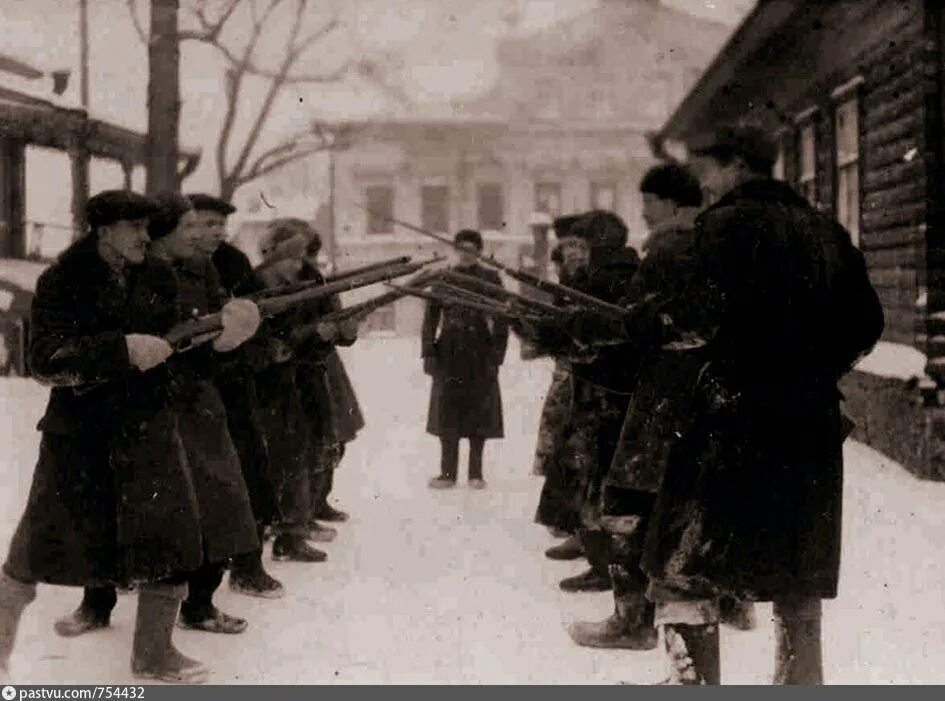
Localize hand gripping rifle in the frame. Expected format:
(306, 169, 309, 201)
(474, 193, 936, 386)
(352, 204, 627, 320)
(165, 259, 435, 350)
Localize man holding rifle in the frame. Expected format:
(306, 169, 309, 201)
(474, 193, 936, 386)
(187, 193, 285, 599)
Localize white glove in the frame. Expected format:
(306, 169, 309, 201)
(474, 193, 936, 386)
(213, 299, 262, 352)
(125, 334, 174, 372)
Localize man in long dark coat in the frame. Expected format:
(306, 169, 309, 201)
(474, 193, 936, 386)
(0, 191, 209, 683)
(535, 216, 591, 562)
(635, 127, 884, 684)
(522, 212, 640, 593)
(187, 193, 284, 599)
(254, 224, 328, 562)
(423, 229, 509, 489)
(567, 163, 703, 650)
(53, 194, 262, 641)
(294, 229, 361, 533)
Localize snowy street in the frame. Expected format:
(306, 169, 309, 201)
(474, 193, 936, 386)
(2, 336, 945, 684)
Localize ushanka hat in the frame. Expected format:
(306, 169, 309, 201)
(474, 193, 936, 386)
(689, 124, 778, 173)
(86, 190, 158, 230)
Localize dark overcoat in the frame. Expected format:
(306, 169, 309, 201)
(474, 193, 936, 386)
(605, 223, 705, 505)
(253, 264, 317, 531)
(324, 348, 364, 445)
(293, 262, 356, 448)
(422, 264, 509, 439)
(168, 257, 259, 563)
(211, 243, 279, 525)
(640, 179, 885, 601)
(3, 238, 203, 587)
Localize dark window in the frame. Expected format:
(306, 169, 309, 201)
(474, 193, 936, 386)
(365, 185, 394, 235)
(421, 185, 450, 233)
(535, 182, 561, 216)
(477, 182, 504, 230)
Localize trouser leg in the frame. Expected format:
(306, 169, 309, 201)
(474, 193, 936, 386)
(468, 438, 485, 481)
(580, 529, 611, 574)
(773, 596, 824, 685)
(654, 592, 721, 685)
(0, 569, 37, 675)
(440, 437, 459, 481)
(180, 563, 225, 623)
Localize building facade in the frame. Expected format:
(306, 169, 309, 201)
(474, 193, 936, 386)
(654, 0, 945, 480)
(236, 1, 731, 336)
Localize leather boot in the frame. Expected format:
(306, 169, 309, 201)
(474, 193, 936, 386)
(54, 586, 116, 637)
(773, 597, 824, 685)
(0, 571, 37, 682)
(545, 534, 584, 561)
(131, 582, 208, 684)
(662, 623, 721, 685)
(559, 567, 611, 593)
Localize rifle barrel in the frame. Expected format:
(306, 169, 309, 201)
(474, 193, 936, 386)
(353, 203, 624, 318)
(325, 255, 413, 284)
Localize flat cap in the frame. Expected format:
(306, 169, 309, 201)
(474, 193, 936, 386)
(569, 210, 628, 250)
(186, 193, 236, 215)
(86, 190, 158, 229)
(689, 125, 778, 172)
(454, 228, 484, 251)
(552, 213, 586, 239)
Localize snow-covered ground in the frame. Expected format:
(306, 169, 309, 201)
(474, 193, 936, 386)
(1, 337, 944, 684)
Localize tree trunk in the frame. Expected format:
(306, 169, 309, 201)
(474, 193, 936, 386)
(145, 0, 181, 195)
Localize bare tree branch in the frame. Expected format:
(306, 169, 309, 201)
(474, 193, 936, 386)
(224, 0, 308, 187)
(236, 145, 328, 188)
(214, 0, 278, 189)
(125, 0, 148, 45)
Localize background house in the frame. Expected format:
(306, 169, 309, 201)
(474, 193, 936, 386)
(235, 0, 731, 335)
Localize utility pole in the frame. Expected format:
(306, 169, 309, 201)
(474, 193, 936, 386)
(145, 0, 182, 194)
(70, 0, 91, 239)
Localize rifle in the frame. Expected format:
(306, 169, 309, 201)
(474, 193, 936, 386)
(302, 270, 440, 328)
(251, 255, 440, 300)
(353, 204, 627, 319)
(436, 270, 566, 319)
(385, 282, 544, 323)
(165, 260, 428, 349)
(325, 255, 413, 284)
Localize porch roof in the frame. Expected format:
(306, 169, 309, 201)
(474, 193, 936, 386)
(0, 82, 200, 168)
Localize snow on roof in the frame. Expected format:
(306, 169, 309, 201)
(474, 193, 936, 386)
(854, 341, 927, 381)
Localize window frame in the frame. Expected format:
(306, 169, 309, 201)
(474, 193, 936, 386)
(794, 108, 818, 206)
(420, 183, 451, 235)
(476, 181, 505, 232)
(364, 182, 395, 236)
(534, 181, 562, 217)
(832, 81, 863, 245)
(589, 180, 618, 212)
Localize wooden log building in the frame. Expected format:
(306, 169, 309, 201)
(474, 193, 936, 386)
(652, 0, 945, 479)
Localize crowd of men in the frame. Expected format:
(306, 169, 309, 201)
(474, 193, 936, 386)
(520, 125, 885, 684)
(0, 192, 363, 683)
(0, 123, 886, 686)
